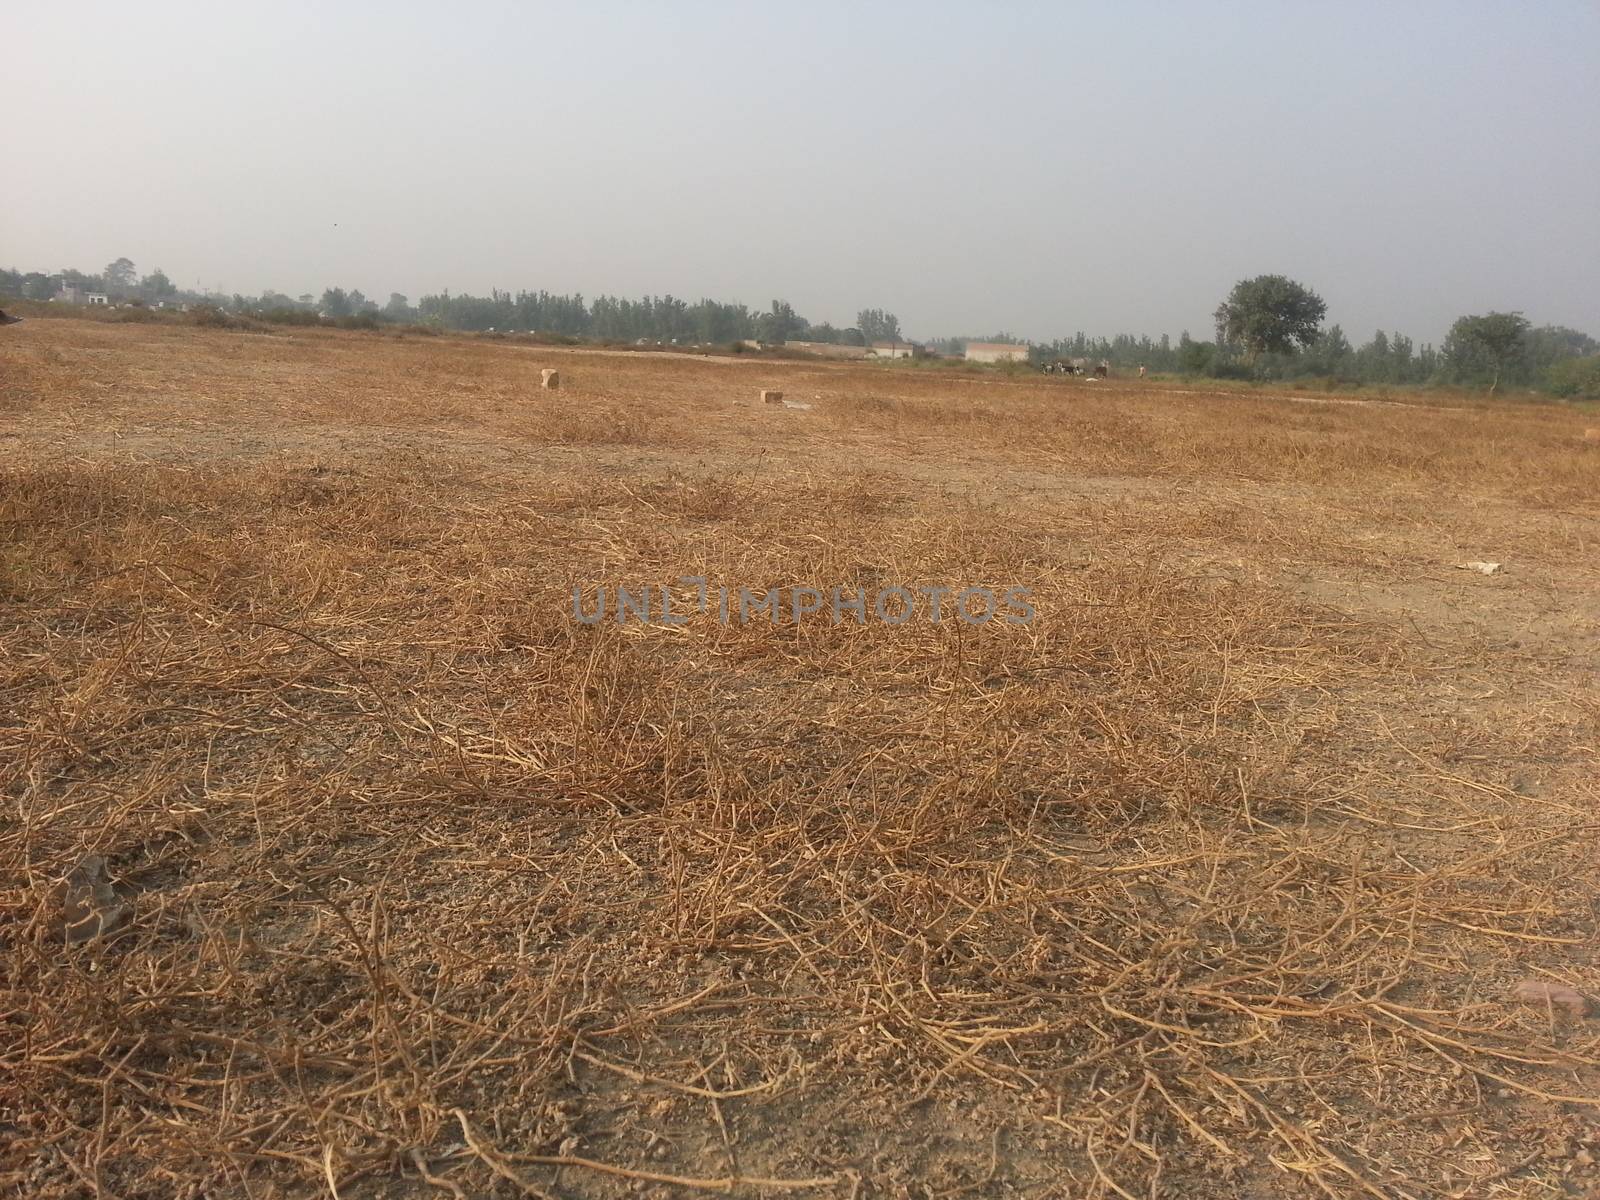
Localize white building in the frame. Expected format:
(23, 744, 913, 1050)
(964, 341, 1030, 364)
(869, 341, 915, 359)
(785, 340, 873, 360)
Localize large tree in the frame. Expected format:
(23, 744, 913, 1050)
(104, 257, 137, 293)
(856, 308, 902, 344)
(139, 269, 176, 299)
(1443, 311, 1529, 393)
(1214, 275, 1327, 360)
(755, 299, 806, 345)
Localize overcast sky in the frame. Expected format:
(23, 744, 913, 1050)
(7, 1, 1598, 344)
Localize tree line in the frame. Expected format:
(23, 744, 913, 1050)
(4, 261, 1595, 396)
(1189, 275, 1597, 395)
(0, 260, 913, 348)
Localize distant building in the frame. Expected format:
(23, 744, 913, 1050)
(964, 341, 1030, 364)
(54, 283, 83, 304)
(85, 293, 109, 306)
(785, 340, 873, 360)
(869, 341, 916, 360)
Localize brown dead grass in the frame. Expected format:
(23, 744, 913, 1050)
(2, 319, 1599, 1198)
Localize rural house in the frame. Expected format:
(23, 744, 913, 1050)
(964, 341, 1030, 363)
(869, 341, 916, 359)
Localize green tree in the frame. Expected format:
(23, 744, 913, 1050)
(1443, 312, 1530, 393)
(384, 293, 414, 321)
(104, 257, 137, 293)
(1524, 325, 1598, 374)
(1176, 331, 1216, 374)
(1315, 324, 1353, 374)
(1545, 355, 1600, 399)
(320, 287, 352, 317)
(756, 300, 805, 345)
(1214, 275, 1327, 361)
(856, 308, 902, 344)
(139, 269, 176, 300)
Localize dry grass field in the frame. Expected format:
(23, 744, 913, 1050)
(3, 319, 1599, 1199)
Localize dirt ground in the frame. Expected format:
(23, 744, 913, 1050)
(3, 319, 1599, 1198)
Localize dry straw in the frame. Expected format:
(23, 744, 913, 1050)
(2, 320, 1598, 1197)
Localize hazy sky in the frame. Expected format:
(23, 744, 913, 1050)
(8, 1, 1598, 344)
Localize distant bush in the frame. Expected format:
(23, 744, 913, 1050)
(186, 305, 266, 332)
(1545, 356, 1600, 400)
(112, 306, 161, 323)
(1207, 361, 1255, 381)
(333, 313, 379, 331)
(260, 307, 322, 327)
(186, 305, 237, 328)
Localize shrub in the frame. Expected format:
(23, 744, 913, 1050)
(1207, 360, 1254, 381)
(185, 305, 266, 332)
(1545, 356, 1600, 400)
(185, 305, 237, 328)
(260, 307, 322, 327)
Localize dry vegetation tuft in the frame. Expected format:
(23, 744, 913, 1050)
(3, 320, 1599, 1197)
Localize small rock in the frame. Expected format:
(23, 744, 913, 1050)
(760, 389, 783, 405)
(1514, 979, 1590, 1019)
(1454, 560, 1501, 575)
(540, 369, 560, 390)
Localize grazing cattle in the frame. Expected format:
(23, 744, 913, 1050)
(1095, 360, 1109, 378)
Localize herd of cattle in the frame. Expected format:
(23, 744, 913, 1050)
(1043, 357, 1109, 377)
(1040, 358, 1148, 378)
